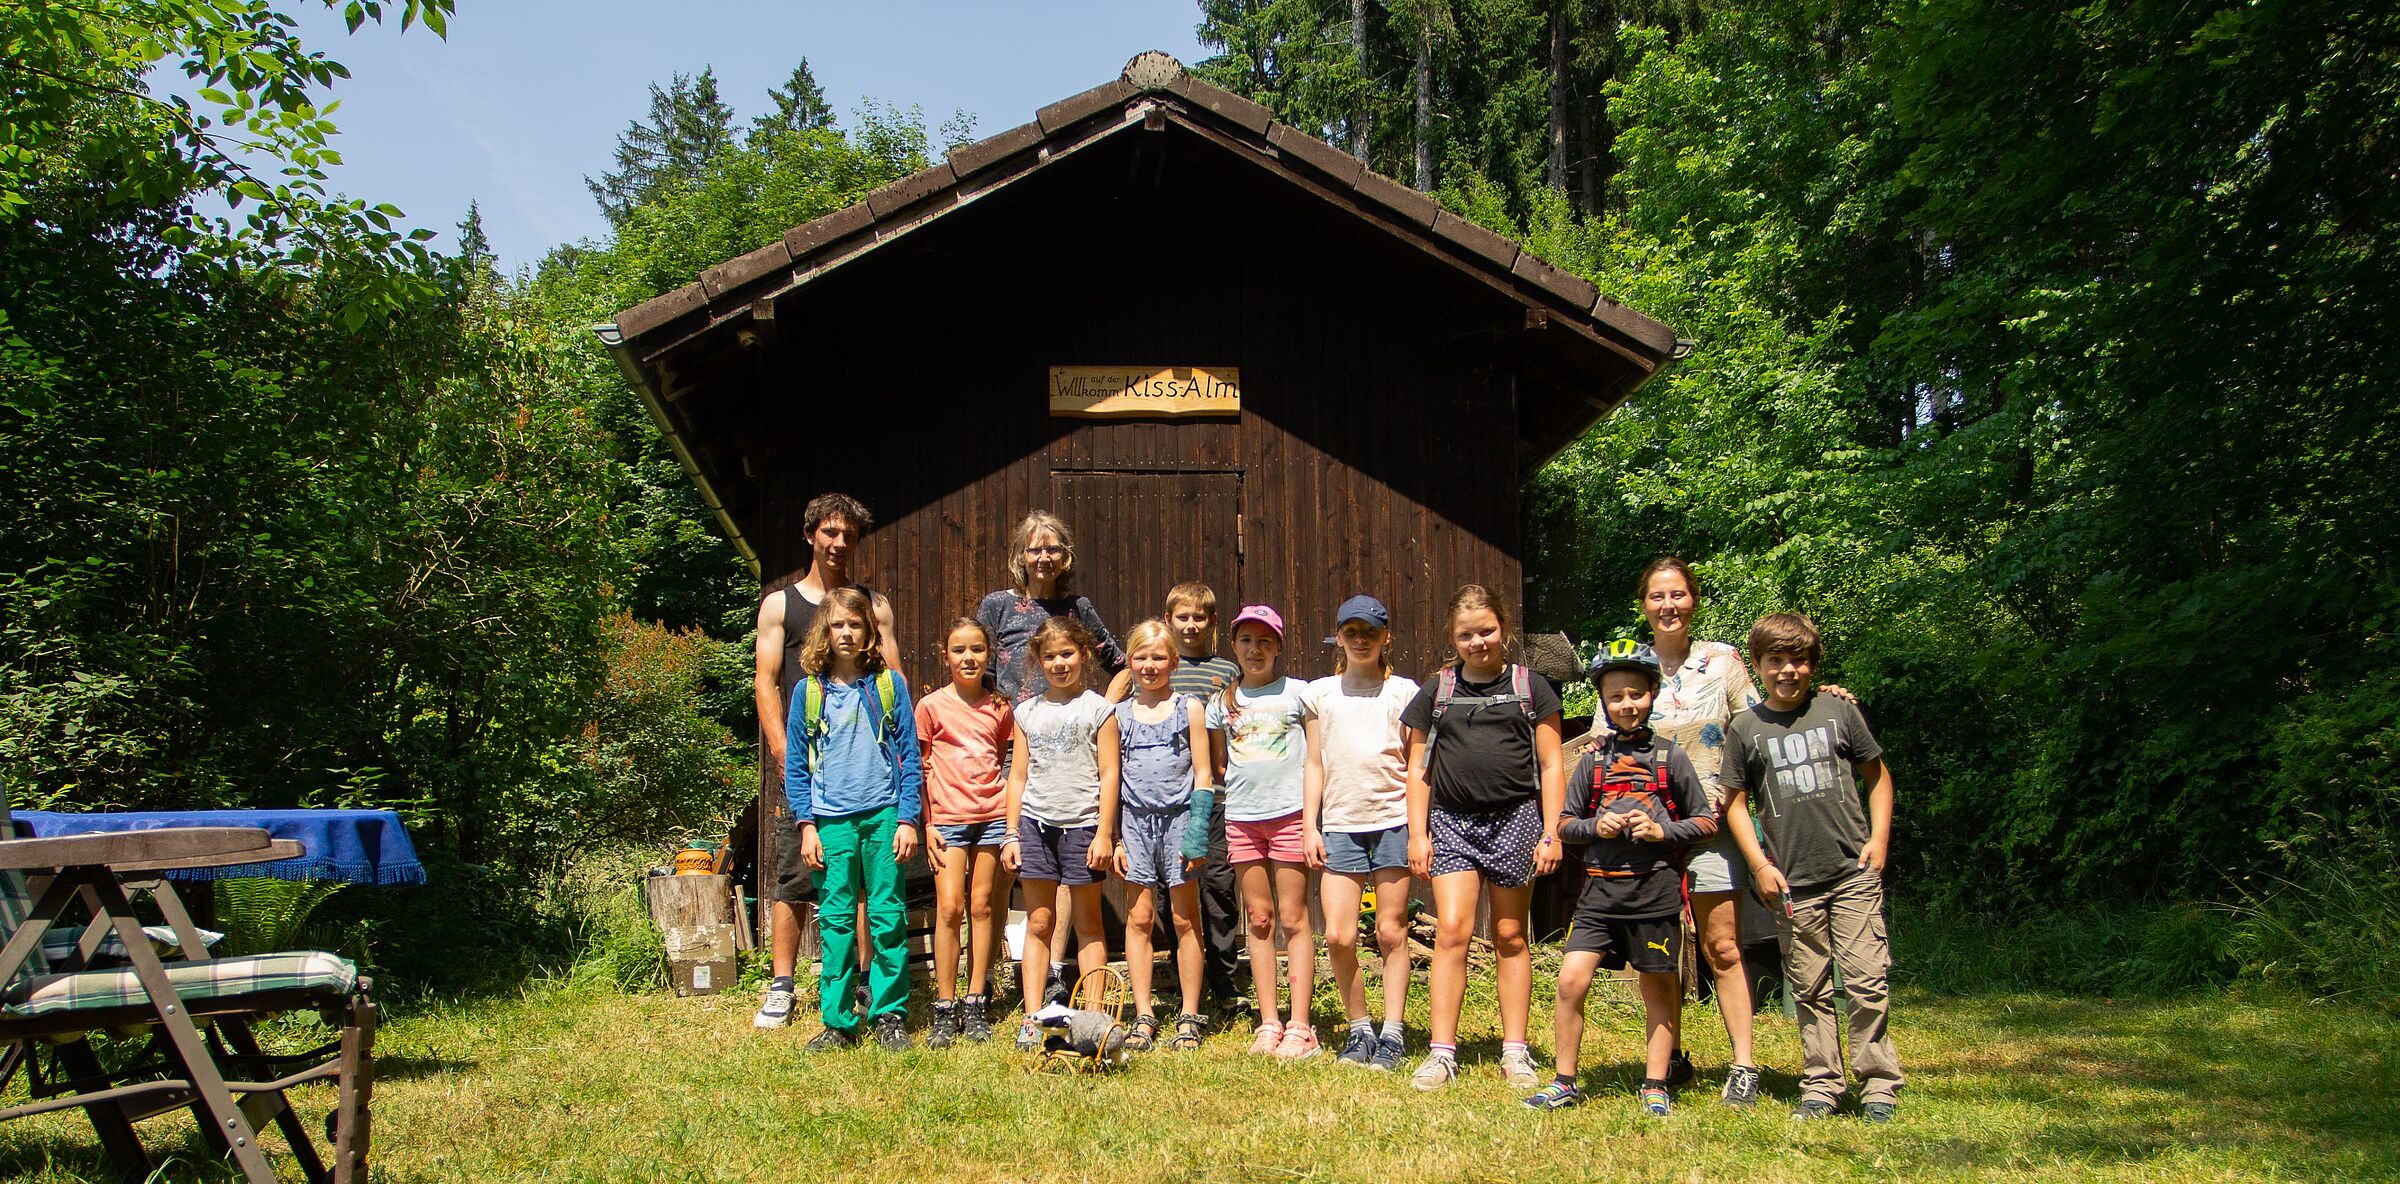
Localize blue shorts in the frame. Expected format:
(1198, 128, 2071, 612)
(934, 818, 1008, 849)
(1426, 798, 1542, 888)
(1320, 824, 1409, 875)
(1119, 807, 1192, 889)
(1017, 817, 1103, 887)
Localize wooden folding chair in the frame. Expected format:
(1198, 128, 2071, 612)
(1, 820, 377, 1183)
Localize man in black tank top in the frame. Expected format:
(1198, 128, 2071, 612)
(751, 493, 904, 1029)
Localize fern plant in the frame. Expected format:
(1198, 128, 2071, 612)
(213, 878, 347, 958)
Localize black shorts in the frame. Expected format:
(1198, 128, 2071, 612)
(1563, 895, 1680, 974)
(771, 820, 813, 905)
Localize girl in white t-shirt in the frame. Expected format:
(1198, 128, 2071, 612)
(1301, 594, 1421, 1072)
(1000, 616, 1120, 1050)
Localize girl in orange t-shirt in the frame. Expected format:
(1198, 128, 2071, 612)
(916, 617, 1016, 1048)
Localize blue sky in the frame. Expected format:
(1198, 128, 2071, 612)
(286, 2, 1211, 272)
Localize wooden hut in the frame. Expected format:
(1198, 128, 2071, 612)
(598, 52, 1679, 924)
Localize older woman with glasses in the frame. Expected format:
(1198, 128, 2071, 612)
(976, 509, 1132, 1007)
(975, 509, 1130, 704)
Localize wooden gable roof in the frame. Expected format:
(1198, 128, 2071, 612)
(598, 52, 1680, 571)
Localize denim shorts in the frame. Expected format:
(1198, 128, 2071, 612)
(1119, 807, 1192, 889)
(1320, 824, 1409, 875)
(1683, 835, 1750, 895)
(1016, 817, 1102, 886)
(934, 818, 1008, 849)
(1426, 798, 1542, 887)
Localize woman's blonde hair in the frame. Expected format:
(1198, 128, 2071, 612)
(798, 586, 886, 677)
(1123, 618, 1179, 665)
(1006, 510, 1076, 594)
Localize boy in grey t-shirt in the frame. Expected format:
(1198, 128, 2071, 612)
(1722, 613, 1904, 1122)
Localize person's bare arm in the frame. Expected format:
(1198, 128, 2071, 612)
(1000, 729, 1029, 872)
(1856, 756, 1894, 872)
(754, 591, 787, 764)
(1091, 715, 1121, 869)
(1185, 697, 1215, 796)
(1726, 788, 1785, 907)
(1300, 713, 1329, 869)
(872, 593, 904, 684)
(1404, 728, 1433, 877)
(1533, 713, 1565, 875)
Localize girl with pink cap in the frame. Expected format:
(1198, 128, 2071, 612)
(1205, 603, 1319, 1058)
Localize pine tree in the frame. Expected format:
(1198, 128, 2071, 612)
(585, 68, 737, 227)
(750, 59, 835, 143)
(455, 200, 493, 273)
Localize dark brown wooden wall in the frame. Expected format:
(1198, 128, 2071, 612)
(724, 129, 1528, 696)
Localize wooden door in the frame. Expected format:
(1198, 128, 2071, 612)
(1048, 471, 1243, 661)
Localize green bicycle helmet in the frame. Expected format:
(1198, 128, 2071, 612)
(1587, 638, 1663, 687)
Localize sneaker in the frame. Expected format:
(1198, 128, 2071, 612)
(1664, 1047, 1696, 1087)
(1863, 1101, 1897, 1124)
(1368, 1032, 1406, 1073)
(1273, 1024, 1321, 1060)
(1335, 1026, 1376, 1067)
(1247, 1021, 1285, 1056)
(960, 994, 993, 1043)
(1721, 1063, 1763, 1108)
(1409, 1053, 1459, 1091)
(927, 1002, 958, 1050)
(1499, 1046, 1542, 1090)
(752, 981, 797, 1029)
(802, 1026, 856, 1053)
(874, 1013, 911, 1051)
(1015, 1018, 1040, 1053)
(1639, 1081, 1673, 1117)
(1044, 967, 1072, 1010)
(1791, 1098, 1836, 1121)
(1523, 1081, 1584, 1111)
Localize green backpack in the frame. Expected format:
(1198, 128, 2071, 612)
(798, 668, 902, 772)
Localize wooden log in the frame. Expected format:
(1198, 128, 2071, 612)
(644, 873, 738, 996)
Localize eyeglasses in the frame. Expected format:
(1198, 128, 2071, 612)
(1023, 545, 1068, 557)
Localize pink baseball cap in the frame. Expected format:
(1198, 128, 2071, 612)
(1230, 604, 1285, 640)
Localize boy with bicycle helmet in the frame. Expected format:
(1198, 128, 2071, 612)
(1524, 639, 1717, 1116)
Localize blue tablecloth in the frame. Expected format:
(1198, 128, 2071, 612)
(13, 809, 425, 885)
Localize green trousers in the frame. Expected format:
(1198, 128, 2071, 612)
(814, 806, 908, 1031)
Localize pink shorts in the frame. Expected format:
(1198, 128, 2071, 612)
(1226, 812, 1305, 865)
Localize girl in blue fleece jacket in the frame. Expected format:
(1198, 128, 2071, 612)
(785, 586, 923, 1051)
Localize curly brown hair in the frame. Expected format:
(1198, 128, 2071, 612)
(798, 586, 887, 677)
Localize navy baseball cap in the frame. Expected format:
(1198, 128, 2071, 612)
(1323, 594, 1391, 643)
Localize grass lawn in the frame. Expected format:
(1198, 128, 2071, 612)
(4, 972, 2395, 1182)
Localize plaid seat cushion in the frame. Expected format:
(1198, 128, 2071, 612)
(3, 950, 357, 1020)
(40, 924, 226, 966)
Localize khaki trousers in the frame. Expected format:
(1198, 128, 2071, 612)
(1779, 868, 1904, 1105)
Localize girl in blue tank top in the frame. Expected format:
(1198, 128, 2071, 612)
(1108, 620, 1215, 1051)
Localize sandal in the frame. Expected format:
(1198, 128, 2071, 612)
(1125, 1013, 1160, 1052)
(1170, 1013, 1206, 1052)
